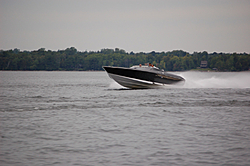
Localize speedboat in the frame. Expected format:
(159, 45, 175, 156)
(103, 64, 185, 89)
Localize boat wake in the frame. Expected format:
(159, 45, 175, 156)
(178, 71, 250, 89)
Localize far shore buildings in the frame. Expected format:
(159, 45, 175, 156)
(200, 61, 208, 68)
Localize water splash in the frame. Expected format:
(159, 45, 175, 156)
(108, 80, 125, 89)
(179, 71, 250, 89)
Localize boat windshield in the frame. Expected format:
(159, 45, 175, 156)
(130, 65, 160, 71)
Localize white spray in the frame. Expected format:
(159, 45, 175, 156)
(179, 71, 250, 89)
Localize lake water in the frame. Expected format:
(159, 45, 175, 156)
(0, 71, 250, 166)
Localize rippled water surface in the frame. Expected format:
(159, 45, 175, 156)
(1, 71, 250, 166)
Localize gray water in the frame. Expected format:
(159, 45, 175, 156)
(0, 71, 250, 166)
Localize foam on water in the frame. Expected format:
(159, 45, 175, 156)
(179, 71, 250, 88)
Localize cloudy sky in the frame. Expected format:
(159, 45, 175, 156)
(1, 0, 250, 53)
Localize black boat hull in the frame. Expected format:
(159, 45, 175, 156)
(103, 66, 185, 89)
(107, 73, 161, 89)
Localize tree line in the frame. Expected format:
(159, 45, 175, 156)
(0, 47, 249, 71)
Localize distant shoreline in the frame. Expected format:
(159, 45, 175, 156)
(1, 69, 249, 72)
(1, 48, 249, 71)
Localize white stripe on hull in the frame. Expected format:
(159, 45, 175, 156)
(108, 73, 162, 89)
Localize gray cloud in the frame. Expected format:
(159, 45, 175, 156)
(1, 0, 250, 53)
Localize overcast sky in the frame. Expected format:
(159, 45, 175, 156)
(1, 0, 250, 53)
